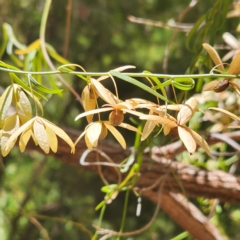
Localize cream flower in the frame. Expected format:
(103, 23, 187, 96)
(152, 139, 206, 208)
(140, 97, 210, 155)
(1, 116, 75, 156)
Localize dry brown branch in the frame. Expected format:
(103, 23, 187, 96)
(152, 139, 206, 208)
(25, 128, 240, 239)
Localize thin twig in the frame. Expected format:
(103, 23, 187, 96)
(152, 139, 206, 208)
(63, 0, 72, 58)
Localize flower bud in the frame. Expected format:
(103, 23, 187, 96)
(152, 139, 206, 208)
(109, 109, 124, 126)
(214, 79, 229, 93)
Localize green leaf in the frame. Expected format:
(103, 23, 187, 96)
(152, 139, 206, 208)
(10, 73, 47, 100)
(172, 78, 195, 90)
(186, 13, 206, 52)
(28, 75, 63, 94)
(45, 43, 72, 65)
(0, 23, 9, 58)
(0, 60, 22, 71)
(143, 70, 168, 99)
(101, 184, 118, 193)
(57, 64, 87, 81)
(110, 71, 173, 103)
(186, 0, 229, 53)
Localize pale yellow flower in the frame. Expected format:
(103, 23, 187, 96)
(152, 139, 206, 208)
(140, 97, 210, 155)
(1, 116, 75, 156)
(202, 43, 240, 94)
(74, 120, 141, 150)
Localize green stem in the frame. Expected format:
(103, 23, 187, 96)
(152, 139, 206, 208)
(117, 189, 130, 240)
(39, 0, 82, 104)
(0, 66, 239, 79)
(92, 204, 106, 240)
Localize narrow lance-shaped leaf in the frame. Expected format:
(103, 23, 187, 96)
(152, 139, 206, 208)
(10, 72, 46, 100)
(0, 23, 9, 58)
(98, 65, 136, 81)
(15, 39, 41, 55)
(110, 70, 173, 103)
(46, 43, 72, 65)
(28, 75, 63, 94)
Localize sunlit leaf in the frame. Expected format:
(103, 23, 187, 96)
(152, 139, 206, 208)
(46, 43, 72, 65)
(15, 39, 41, 55)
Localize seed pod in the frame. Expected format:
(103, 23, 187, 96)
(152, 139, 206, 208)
(169, 127, 179, 140)
(99, 123, 108, 140)
(109, 109, 124, 126)
(214, 79, 229, 93)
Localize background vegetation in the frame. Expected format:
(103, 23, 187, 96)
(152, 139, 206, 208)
(1, 0, 240, 239)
